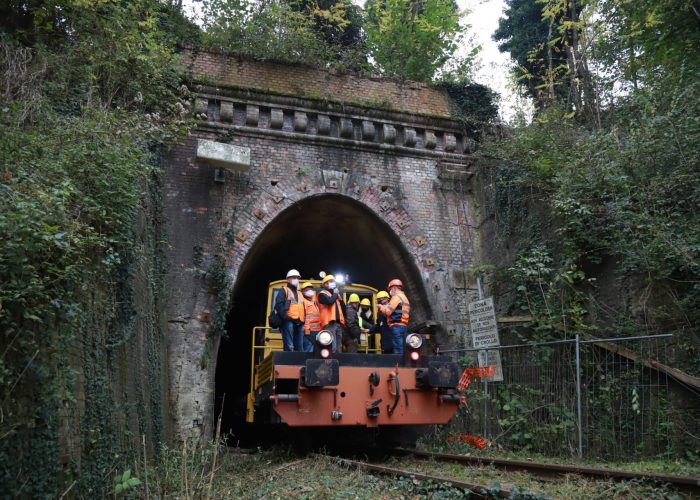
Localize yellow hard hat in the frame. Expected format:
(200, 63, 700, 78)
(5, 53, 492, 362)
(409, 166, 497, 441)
(301, 282, 314, 290)
(376, 291, 390, 299)
(348, 293, 360, 303)
(360, 298, 371, 307)
(322, 274, 335, 284)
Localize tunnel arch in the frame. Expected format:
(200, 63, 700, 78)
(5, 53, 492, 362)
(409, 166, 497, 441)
(214, 193, 434, 440)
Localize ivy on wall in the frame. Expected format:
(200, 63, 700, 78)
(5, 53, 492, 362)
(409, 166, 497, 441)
(0, 106, 173, 497)
(1, 0, 194, 494)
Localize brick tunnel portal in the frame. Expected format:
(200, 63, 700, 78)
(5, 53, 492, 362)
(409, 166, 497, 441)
(214, 194, 432, 440)
(165, 49, 478, 439)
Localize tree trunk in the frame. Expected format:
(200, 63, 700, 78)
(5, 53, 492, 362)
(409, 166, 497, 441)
(569, 0, 600, 126)
(546, 19, 556, 105)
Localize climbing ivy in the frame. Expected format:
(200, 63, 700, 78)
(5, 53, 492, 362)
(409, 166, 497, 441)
(482, 83, 700, 373)
(0, 1, 193, 495)
(0, 105, 174, 497)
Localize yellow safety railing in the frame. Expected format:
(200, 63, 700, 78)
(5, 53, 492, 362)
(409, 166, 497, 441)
(249, 326, 282, 392)
(247, 325, 285, 422)
(358, 332, 382, 353)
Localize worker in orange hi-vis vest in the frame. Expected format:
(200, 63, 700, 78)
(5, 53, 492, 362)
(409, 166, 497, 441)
(300, 281, 321, 352)
(317, 274, 346, 352)
(378, 279, 411, 354)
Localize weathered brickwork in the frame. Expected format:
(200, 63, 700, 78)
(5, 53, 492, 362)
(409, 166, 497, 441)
(181, 47, 458, 119)
(164, 52, 480, 438)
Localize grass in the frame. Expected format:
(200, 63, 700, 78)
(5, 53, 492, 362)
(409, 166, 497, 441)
(418, 439, 700, 477)
(135, 437, 696, 498)
(195, 446, 692, 499)
(208, 448, 437, 498)
(383, 456, 690, 499)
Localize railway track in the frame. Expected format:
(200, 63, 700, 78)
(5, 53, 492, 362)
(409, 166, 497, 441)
(389, 448, 700, 496)
(328, 456, 517, 499)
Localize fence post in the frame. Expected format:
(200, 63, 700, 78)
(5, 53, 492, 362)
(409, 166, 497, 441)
(483, 379, 488, 439)
(475, 275, 488, 440)
(575, 334, 583, 458)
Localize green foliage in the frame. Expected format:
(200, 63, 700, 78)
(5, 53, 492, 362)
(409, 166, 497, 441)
(1, 0, 193, 496)
(201, 0, 482, 81)
(0, 104, 169, 497)
(485, 78, 700, 374)
(202, 0, 370, 71)
(364, 0, 468, 81)
(493, 0, 570, 103)
(114, 469, 142, 496)
(145, 437, 227, 497)
(1, 1, 192, 116)
(440, 79, 499, 134)
(507, 244, 594, 339)
(492, 382, 576, 451)
(292, 0, 367, 50)
(485, 0, 700, 362)
(591, 0, 700, 94)
(391, 475, 465, 498)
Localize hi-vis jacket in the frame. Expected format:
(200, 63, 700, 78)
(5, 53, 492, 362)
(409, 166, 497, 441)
(379, 291, 410, 327)
(275, 286, 305, 324)
(317, 289, 345, 327)
(302, 296, 321, 334)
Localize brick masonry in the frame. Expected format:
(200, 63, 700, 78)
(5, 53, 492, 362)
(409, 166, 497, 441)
(180, 48, 458, 119)
(164, 50, 482, 438)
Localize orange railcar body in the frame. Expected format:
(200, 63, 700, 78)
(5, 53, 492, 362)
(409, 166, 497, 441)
(270, 364, 460, 427)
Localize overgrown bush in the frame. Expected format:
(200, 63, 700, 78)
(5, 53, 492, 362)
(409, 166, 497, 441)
(1, 1, 193, 495)
(484, 79, 700, 371)
(201, 0, 370, 72)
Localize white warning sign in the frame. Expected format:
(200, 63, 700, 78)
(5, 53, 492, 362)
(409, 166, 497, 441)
(469, 297, 500, 347)
(468, 297, 504, 382)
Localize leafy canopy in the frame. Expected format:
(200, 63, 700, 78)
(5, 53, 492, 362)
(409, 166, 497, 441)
(1, 0, 193, 496)
(202, 0, 369, 70)
(485, 0, 700, 378)
(364, 0, 467, 81)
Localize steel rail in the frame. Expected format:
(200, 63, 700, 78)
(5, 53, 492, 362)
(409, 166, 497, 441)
(393, 449, 700, 495)
(327, 456, 513, 499)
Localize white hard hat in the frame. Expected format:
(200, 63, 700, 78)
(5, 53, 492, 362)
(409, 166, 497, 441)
(286, 269, 301, 278)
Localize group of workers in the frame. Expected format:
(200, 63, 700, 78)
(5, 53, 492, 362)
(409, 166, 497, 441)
(274, 269, 411, 354)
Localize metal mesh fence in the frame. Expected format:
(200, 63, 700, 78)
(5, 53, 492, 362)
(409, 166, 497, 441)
(449, 335, 700, 461)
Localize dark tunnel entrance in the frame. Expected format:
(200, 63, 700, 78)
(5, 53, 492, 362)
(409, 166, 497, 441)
(214, 194, 431, 443)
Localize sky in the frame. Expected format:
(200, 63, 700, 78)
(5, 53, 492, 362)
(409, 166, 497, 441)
(460, 0, 527, 120)
(182, 0, 525, 120)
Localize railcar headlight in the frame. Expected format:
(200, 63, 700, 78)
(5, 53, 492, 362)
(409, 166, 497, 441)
(316, 330, 333, 346)
(406, 333, 423, 349)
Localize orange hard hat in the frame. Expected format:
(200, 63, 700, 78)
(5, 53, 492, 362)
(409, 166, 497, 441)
(387, 279, 403, 290)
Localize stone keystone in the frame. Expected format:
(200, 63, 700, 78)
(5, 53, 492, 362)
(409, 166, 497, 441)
(196, 139, 250, 171)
